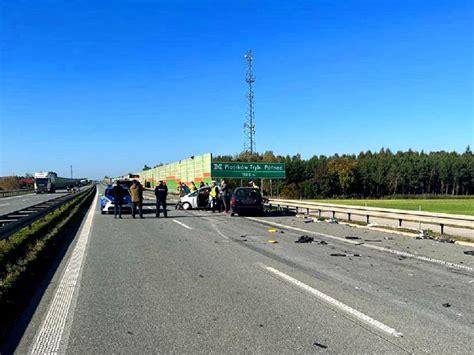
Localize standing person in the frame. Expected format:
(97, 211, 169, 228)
(182, 183, 190, 195)
(210, 182, 219, 213)
(220, 179, 230, 213)
(190, 181, 197, 192)
(249, 180, 259, 189)
(199, 181, 205, 188)
(154, 180, 168, 218)
(112, 181, 124, 219)
(130, 180, 143, 219)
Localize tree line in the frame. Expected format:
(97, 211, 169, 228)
(214, 147, 474, 198)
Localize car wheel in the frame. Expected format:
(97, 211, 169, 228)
(182, 202, 191, 210)
(101, 211, 105, 215)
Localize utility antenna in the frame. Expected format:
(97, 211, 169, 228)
(244, 49, 256, 154)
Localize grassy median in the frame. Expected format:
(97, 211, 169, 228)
(0, 187, 96, 345)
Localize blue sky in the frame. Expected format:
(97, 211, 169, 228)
(1, 0, 472, 179)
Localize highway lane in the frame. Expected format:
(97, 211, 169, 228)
(0, 190, 70, 216)
(12, 192, 474, 354)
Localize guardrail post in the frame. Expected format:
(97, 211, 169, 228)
(332, 211, 336, 219)
(398, 219, 402, 227)
(296, 207, 299, 214)
(318, 210, 321, 218)
(277, 204, 280, 211)
(440, 224, 444, 235)
(306, 208, 310, 215)
(348, 213, 351, 221)
(366, 215, 370, 224)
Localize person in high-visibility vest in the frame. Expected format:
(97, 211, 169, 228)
(210, 182, 220, 213)
(190, 181, 197, 192)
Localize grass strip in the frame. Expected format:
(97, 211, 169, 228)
(0, 187, 95, 343)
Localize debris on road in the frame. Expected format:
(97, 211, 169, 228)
(330, 253, 361, 257)
(313, 342, 328, 349)
(295, 235, 314, 243)
(384, 237, 394, 240)
(345, 236, 360, 240)
(364, 239, 382, 242)
(268, 228, 277, 233)
(442, 303, 451, 308)
(354, 242, 365, 246)
(329, 218, 338, 224)
(267, 240, 278, 244)
(318, 240, 328, 245)
(464, 250, 474, 256)
(240, 235, 247, 238)
(303, 219, 314, 224)
(280, 230, 285, 234)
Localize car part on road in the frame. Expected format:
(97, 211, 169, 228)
(295, 235, 314, 243)
(268, 228, 277, 233)
(463, 250, 474, 256)
(303, 219, 314, 224)
(267, 240, 278, 244)
(442, 303, 451, 307)
(345, 236, 361, 240)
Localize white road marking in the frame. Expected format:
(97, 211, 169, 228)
(213, 224, 230, 240)
(173, 219, 192, 230)
(261, 264, 403, 337)
(0, 203, 9, 207)
(30, 191, 98, 354)
(247, 217, 473, 272)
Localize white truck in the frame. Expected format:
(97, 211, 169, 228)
(34, 171, 81, 193)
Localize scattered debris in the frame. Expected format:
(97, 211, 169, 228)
(318, 240, 328, 245)
(442, 303, 451, 308)
(364, 239, 382, 242)
(240, 235, 247, 238)
(241, 239, 248, 242)
(259, 324, 264, 327)
(268, 229, 277, 233)
(280, 230, 285, 234)
(384, 237, 394, 240)
(354, 242, 365, 246)
(330, 253, 361, 257)
(268, 240, 278, 244)
(415, 236, 423, 240)
(199, 274, 204, 278)
(329, 218, 338, 224)
(398, 256, 406, 260)
(303, 219, 314, 224)
(127, 331, 134, 335)
(295, 235, 314, 243)
(464, 250, 474, 256)
(345, 236, 360, 240)
(313, 342, 327, 349)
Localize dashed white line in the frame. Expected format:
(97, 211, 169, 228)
(261, 264, 403, 337)
(173, 219, 192, 230)
(30, 191, 98, 354)
(247, 217, 473, 272)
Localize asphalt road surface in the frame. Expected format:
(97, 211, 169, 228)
(0, 190, 70, 216)
(10, 189, 474, 354)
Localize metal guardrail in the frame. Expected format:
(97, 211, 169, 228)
(0, 189, 34, 198)
(267, 198, 474, 234)
(0, 185, 96, 241)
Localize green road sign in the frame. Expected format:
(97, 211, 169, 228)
(211, 162, 286, 179)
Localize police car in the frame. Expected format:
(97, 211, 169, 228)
(99, 183, 132, 214)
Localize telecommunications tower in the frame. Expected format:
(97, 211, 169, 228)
(244, 49, 256, 154)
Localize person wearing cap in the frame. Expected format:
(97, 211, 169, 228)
(154, 180, 168, 218)
(112, 181, 124, 219)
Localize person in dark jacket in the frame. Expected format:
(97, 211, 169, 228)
(220, 179, 230, 213)
(154, 180, 168, 218)
(112, 182, 124, 219)
(130, 180, 143, 218)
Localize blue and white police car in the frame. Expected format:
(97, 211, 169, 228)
(100, 183, 132, 214)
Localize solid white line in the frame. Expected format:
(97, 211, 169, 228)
(262, 264, 403, 337)
(0, 203, 9, 207)
(247, 217, 473, 272)
(173, 219, 192, 230)
(30, 191, 98, 354)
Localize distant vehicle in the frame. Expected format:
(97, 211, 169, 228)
(34, 171, 82, 193)
(99, 184, 132, 214)
(230, 187, 264, 216)
(178, 186, 211, 210)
